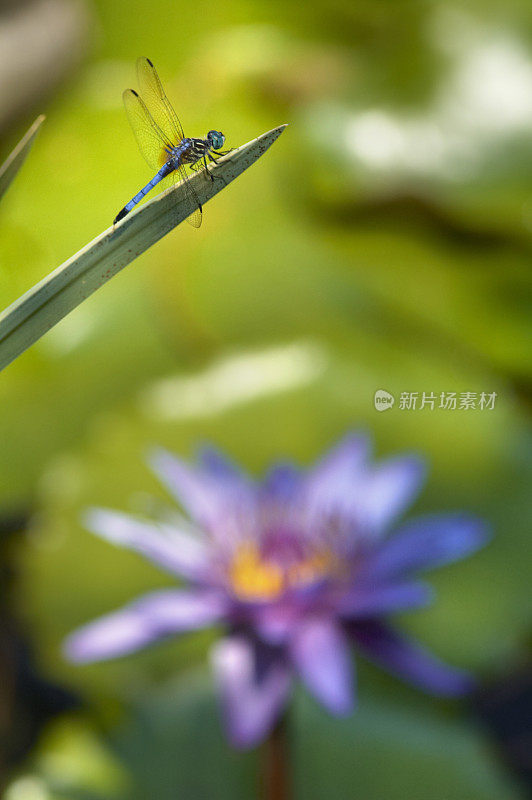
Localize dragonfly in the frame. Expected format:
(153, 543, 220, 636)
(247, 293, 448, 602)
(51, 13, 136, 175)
(114, 57, 229, 227)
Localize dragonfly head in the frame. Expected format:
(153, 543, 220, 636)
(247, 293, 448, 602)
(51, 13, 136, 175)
(207, 130, 225, 150)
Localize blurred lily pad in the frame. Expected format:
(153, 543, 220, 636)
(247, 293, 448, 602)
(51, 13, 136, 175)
(59, 672, 522, 800)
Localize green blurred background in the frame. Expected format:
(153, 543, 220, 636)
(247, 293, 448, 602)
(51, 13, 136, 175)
(0, 0, 531, 797)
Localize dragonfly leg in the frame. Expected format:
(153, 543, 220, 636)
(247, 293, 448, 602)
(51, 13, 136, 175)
(203, 155, 215, 182)
(205, 154, 225, 184)
(208, 149, 232, 166)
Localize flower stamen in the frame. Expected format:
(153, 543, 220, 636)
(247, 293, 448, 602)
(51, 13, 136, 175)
(229, 541, 334, 601)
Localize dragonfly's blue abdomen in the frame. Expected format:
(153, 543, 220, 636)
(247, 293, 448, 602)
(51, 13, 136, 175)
(124, 160, 173, 211)
(113, 149, 186, 224)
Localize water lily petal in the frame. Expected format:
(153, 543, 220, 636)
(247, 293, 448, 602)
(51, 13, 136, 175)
(290, 616, 355, 715)
(357, 455, 426, 534)
(149, 447, 227, 528)
(253, 602, 302, 645)
(349, 620, 473, 696)
(198, 445, 249, 483)
(337, 580, 433, 617)
(84, 508, 208, 580)
(149, 447, 254, 533)
(65, 589, 226, 663)
(303, 434, 370, 511)
(211, 635, 291, 749)
(301, 437, 423, 538)
(262, 462, 301, 503)
(364, 514, 490, 579)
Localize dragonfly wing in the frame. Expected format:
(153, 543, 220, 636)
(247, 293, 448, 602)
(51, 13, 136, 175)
(175, 161, 202, 227)
(123, 88, 172, 171)
(186, 205, 203, 228)
(136, 57, 185, 145)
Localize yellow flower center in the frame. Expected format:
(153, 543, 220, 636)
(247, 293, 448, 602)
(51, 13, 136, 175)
(229, 541, 334, 601)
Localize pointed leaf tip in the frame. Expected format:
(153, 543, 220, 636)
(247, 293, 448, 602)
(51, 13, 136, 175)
(0, 115, 45, 202)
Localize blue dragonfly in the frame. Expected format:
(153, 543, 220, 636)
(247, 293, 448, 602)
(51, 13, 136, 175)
(114, 57, 228, 226)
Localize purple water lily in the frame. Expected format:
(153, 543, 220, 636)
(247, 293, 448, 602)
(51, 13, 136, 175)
(65, 434, 489, 749)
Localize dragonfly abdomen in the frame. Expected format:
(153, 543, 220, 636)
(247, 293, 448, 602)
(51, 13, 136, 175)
(113, 160, 174, 224)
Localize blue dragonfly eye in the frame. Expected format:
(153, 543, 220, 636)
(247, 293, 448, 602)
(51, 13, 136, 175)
(208, 130, 225, 150)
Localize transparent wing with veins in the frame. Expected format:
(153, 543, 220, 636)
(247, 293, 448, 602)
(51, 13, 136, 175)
(136, 57, 185, 144)
(123, 87, 172, 171)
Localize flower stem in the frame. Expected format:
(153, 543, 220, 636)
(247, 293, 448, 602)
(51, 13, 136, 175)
(261, 713, 291, 800)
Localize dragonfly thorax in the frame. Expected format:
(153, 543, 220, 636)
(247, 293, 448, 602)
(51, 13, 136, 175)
(170, 138, 212, 167)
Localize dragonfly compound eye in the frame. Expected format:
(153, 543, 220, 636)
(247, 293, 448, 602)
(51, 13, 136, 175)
(208, 130, 225, 150)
